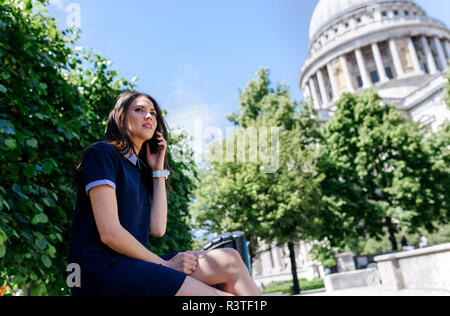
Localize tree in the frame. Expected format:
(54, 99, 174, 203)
(192, 69, 323, 294)
(318, 91, 449, 252)
(0, 0, 196, 295)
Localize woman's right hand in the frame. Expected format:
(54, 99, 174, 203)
(164, 252, 198, 275)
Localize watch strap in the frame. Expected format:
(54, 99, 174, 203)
(152, 169, 170, 179)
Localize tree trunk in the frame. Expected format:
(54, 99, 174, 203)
(21, 281, 35, 296)
(287, 242, 301, 295)
(385, 217, 398, 251)
(247, 236, 256, 271)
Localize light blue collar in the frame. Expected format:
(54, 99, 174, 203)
(125, 152, 141, 169)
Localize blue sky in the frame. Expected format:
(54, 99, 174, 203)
(48, 0, 449, 151)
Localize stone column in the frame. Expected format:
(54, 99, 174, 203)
(340, 55, 355, 92)
(302, 84, 311, 101)
(326, 63, 339, 100)
(389, 38, 405, 78)
(371, 42, 389, 83)
(317, 69, 330, 106)
(433, 36, 448, 70)
(308, 78, 321, 109)
(445, 40, 450, 60)
(421, 36, 437, 74)
(355, 48, 371, 88)
(406, 37, 423, 74)
(271, 244, 281, 273)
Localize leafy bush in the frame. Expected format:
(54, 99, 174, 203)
(0, 0, 196, 295)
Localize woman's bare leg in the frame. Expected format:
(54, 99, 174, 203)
(188, 249, 261, 296)
(175, 276, 234, 296)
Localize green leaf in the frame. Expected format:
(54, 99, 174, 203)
(0, 84, 6, 93)
(42, 197, 55, 207)
(12, 229, 20, 239)
(21, 232, 33, 241)
(26, 138, 38, 149)
(0, 119, 15, 135)
(33, 231, 45, 240)
(48, 244, 56, 258)
(34, 203, 43, 213)
(35, 238, 48, 251)
(25, 0, 33, 10)
(0, 227, 7, 245)
(12, 184, 28, 200)
(32, 213, 48, 225)
(24, 164, 37, 177)
(38, 82, 47, 90)
(31, 283, 47, 296)
(5, 138, 17, 149)
(41, 255, 52, 268)
(0, 244, 5, 258)
(42, 161, 53, 175)
(35, 113, 48, 120)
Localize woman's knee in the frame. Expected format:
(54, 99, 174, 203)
(210, 248, 244, 273)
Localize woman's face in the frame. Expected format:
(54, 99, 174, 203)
(126, 95, 158, 145)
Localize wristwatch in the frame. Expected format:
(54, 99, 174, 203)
(152, 169, 170, 180)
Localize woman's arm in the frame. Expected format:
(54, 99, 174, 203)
(149, 177, 167, 238)
(90, 185, 166, 265)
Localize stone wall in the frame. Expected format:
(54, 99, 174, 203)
(374, 243, 450, 292)
(324, 268, 378, 291)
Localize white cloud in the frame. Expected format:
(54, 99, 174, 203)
(164, 65, 232, 164)
(49, 0, 68, 10)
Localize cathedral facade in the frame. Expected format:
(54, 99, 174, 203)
(252, 0, 450, 287)
(300, 0, 450, 131)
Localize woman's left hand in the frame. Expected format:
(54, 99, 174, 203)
(146, 131, 167, 171)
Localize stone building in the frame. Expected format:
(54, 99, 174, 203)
(300, 0, 450, 131)
(252, 240, 325, 288)
(252, 0, 450, 287)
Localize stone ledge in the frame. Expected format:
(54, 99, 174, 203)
(324, 268, 378, 291)
(374, 243, 450, 291)
(374, 243, 450, 262)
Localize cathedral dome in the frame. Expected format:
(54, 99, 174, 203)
(309, 0, 414, 39)
(301, 0, 450, 131)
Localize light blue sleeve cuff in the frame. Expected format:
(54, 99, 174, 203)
(85, 180, 116, 195)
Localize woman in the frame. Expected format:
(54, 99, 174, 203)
(68, 91, 261, 296)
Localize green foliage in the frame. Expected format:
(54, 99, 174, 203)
(191, 68, 323, 265)
(317, 91, 449, 251)
(0, 0, 196, 295)
(355, 222, 450, 255)
(260, 278, 324, 295)
(309, 243, 337, 267)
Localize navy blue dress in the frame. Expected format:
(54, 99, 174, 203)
(67, 142, 187, 296)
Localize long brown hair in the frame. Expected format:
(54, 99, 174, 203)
(74, 91, 173, 200)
